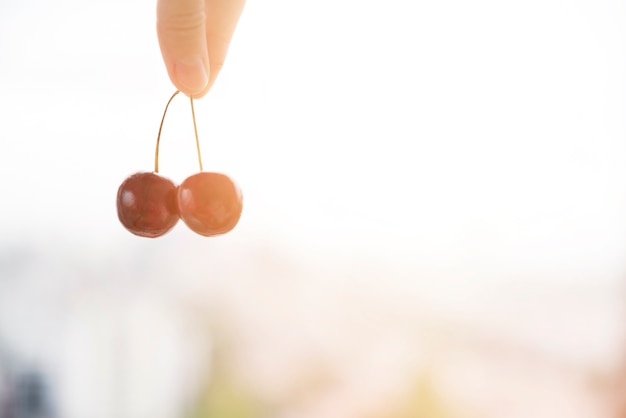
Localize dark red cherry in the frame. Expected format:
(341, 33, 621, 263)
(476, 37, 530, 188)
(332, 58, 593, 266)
(177, 172, 243, 236)
(117, 172, 179, 238)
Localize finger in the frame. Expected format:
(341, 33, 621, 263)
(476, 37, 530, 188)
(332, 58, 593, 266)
(157, 0, 210, 96)
(194, 0, 246, 97)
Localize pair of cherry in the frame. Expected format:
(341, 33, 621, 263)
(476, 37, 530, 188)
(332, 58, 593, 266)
(116, 91, 242, 238)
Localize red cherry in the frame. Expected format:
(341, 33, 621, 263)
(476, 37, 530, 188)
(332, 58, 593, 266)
(117, 172, 179, 238)
(177, 172, 243, 236)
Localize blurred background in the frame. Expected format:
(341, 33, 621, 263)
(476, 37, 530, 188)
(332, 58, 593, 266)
(1, 0, 626, 416)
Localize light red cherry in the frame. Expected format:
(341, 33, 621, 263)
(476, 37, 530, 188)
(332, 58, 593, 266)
(116, 172, 179, 238)
(178, 172, 243, 236)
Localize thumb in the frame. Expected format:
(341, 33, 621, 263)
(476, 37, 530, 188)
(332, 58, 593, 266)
(157, 0, 209, 96)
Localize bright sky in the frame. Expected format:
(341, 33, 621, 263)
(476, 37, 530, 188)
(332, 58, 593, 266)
(0, 0, 625, 282)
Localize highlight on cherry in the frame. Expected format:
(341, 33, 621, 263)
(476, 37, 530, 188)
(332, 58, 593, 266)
(116, 91, 243, 238)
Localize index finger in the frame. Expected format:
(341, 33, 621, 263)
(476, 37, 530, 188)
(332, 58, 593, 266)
(199, 0, 246, 97)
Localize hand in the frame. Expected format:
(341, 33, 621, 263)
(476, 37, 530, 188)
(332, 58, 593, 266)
(157, 0, 246, 98)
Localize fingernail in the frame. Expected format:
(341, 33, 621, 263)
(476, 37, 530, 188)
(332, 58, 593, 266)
(175, 56, 209, 94)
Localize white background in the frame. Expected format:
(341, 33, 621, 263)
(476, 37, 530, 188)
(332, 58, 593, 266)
(0, 0, 624, 276)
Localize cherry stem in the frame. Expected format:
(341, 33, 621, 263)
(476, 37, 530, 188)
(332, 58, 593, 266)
(154, 90, 180, 173)
(190, 95, 204, 172)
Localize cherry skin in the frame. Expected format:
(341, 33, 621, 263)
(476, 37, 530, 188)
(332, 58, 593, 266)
(177, 172, 243, 236)
(117, 172, 179, 238)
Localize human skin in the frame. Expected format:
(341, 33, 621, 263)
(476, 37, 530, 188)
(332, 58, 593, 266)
(157, 0, 246, 98)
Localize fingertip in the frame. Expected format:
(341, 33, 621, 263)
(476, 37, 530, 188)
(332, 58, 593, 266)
(173, 56, 209, 96)
(191, 88, 209, 99)
(180, 72, 216, 99)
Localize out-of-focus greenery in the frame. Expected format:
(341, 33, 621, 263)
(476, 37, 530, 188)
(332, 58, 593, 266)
(381, 370, 455, 418)
(188, 361, 458, 418)
(189, 378, 262, 418)
(187, 341, 266, 418)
